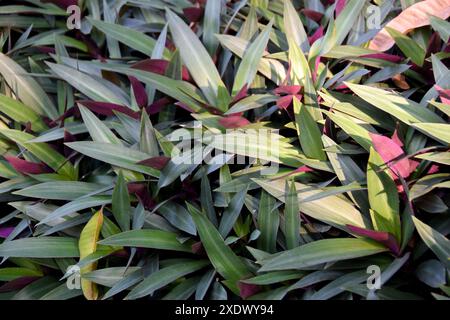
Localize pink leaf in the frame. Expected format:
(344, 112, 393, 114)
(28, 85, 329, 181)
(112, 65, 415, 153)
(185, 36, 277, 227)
(232, 84, 249, 103)
(369, 0, 450, 52)
(219, 116, 250, 129)
(308, 26, 324, 45)
(427, 164, 440, 174)
(270, 166, 314, 181)
(435, 85, 450, 105)
(274, 85, 301, 95)
(391, 129, 404, 148)
(335, 0, 346, 17)
(276, 95, 293, 110)
(347, 225, 400, 256)
(369, 133, 411, 179)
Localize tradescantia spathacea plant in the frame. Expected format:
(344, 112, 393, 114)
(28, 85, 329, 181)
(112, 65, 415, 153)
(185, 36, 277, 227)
(0, 0, 449, 300)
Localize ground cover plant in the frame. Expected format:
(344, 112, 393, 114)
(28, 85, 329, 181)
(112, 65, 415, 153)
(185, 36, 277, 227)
(0, 0, 449, 300)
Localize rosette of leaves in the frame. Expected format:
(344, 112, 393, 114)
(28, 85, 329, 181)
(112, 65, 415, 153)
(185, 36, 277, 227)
(0, 0, 449, 300)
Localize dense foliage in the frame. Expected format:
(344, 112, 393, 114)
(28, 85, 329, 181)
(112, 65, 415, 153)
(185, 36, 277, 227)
(0, 0, 449, 300)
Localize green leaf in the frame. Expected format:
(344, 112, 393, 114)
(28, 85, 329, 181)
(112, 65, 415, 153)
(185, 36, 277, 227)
(288, 36, 321, 120)
(98, 229, 193, 252)
(203, 0, 221, 56)
(65, 141, 159, 177)
(78, 210, 104, 300)
(216, 35, 286, 85)
(12, 277, 60, 300)
(346, 82, 445, 125)
(112, 171, 131, 232)
(99, 64, 203, 112)
(253, 178, 368, 231)
(218, 187, 248, 237)
(325, 111, 372, 151)
(0, 53, 58, 119)
(139, 110, 159, 157)
(0, 94, 48, 132)
(322, 135, 369, 215)
(0, 129, 76, 179)
(162, 276, 198, 300)
(257, 190, 279, 253)
(232, 20, 273, 95)
(415, 152, 450, 166)
(367, 148, 401, 242)
(37, 195, 111, 226)
(411, 123, 450, 144)
(284, 180, 300, 249)
(46, 62, 129, 106)
(430, 15, 450, 42)
(242, 270, 304, 285)
(386, 27, 425, 67)
(294, 97, 325, 160)
(166, 9, 229, 109)
(410, 174, 450, 200)
(259, 238, 387, 271)
(0, 267, 43, 281)
(79, 105, 122, 144)
(0, 237, 79, 258)
(126, 259, 209, 299)
(14, 181, 106, 200)
(187, 203, 251, 292)
(413, 216, 450, 268)
(88, 18, 171, 59)
(283, 0, 309, 52)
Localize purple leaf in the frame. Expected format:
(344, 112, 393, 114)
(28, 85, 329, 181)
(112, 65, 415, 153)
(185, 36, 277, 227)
(146, 97, 172, 115)
(4, 156, 51, 175)
(347, 225, 400, 256)
(127, 183, 155, 210)
(183, 7, 204, 23)
(0, 227, 14, 238)
(191, 241, 204, 255)
(138, 156, 171, 170)
(78, 101, 139, 119)
(238, 282, 261, 299)
(301, 9, 324, 22)
(0, 277, 40, 293)
(129, 76, 148, 108)
(42, 0, 78, 9)
(219, 116, 250, 128)
(132, 59, 190, 81)
(361, 53, 403, 63)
